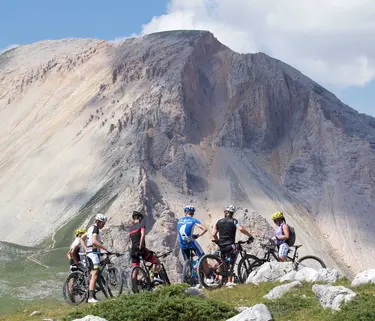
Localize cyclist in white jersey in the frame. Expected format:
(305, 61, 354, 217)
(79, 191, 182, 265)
(81, 213, 111, 303)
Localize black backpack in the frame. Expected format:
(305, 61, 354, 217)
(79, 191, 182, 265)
(282, 223, 296, 246)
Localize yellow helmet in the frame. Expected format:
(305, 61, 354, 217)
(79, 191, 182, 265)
(74, 229, 86, 237)
(271, 212, 284, 221)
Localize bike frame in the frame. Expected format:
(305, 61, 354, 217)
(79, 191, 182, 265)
(261, 244, 299, 263)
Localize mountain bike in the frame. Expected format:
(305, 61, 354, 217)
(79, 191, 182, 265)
(181, 248, 200, 286)
(62, 252, 124, 305)
(253, 238, 326, 270)
(131, 250, 172, 293)
(197, 239, 261, 290)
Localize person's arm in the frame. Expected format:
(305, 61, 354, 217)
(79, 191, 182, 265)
(195, 223, 208, 237)
(80, 233, 87, 249)
(212, 223, 219, 241)
(276, 224, 290, 241)
(139, 226, 145, 249)
(67, 249, 71, 259)
(237, 224, 253, 239)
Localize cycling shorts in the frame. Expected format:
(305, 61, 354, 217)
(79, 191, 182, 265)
(131, 248, 158, 267)
(278, 243, 289, 258)
(87, 252, 100, 270)
(181, 240, 205, 260)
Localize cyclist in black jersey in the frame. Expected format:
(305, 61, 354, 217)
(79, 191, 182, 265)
(212, 205, 254, 286)
(129, 211, 163, 283)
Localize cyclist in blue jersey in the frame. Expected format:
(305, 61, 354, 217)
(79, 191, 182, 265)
(177, 205, 208, 261)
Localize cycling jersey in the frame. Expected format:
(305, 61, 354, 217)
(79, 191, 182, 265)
(178, 216, 200, 248)
(129, 220, 158, 267)
(86, 225, 101, 253)
(215, 217, 239, 247)
(129, 220, 146, 251)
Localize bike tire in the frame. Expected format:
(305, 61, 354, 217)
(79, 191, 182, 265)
(296, 255, 326, 270)
(98, 274, 110, 299)
(197, 254, 224, 290)
(106, 266, 124, 297)
(237, 254, 262, 284)
(62, 271, 88, 305)
(130, 266, 151, 293)
(159, 264, 171, 285)
(182, 261, 198, 286)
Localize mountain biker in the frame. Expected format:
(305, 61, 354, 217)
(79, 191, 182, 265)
(129, 211, 163, 283)
(177, 205, 208, 262)
(212, 205, 254, 286)
(271, 211, 290, 262)
(67, 228, 86, 272)
(81, 213, 111, 303)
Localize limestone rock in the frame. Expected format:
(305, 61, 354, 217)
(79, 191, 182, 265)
(352, 269, 375, 286)
(312, 284, 356, 311)
(264, 281, 302, 300)
(227, 304, 273, 321)
(246, 262, 294, 284)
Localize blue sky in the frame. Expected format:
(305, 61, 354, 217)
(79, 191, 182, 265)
(0, 0, 374, 117)
(0, 0, 167, 45)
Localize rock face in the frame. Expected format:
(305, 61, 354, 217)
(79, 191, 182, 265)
(1, 30, 375, 276)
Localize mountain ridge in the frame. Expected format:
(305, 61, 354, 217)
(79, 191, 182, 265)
(0, 30, 374, 277)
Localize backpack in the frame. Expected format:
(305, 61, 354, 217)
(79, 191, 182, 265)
(282, 223, 296, 246)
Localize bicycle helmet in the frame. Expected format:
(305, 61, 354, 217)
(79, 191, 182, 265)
(74, 228, 86, 237)
(95, 213, 107, 223)
(184, 205, 195, 214)
(271, 211, 284, 221)
(224, 205, 236, 213)
(132, 210, 144, 220)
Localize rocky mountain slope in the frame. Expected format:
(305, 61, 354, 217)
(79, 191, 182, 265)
(1, 30, 374, 276)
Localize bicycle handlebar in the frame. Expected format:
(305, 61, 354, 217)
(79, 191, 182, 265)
(211, 238, 254, 246)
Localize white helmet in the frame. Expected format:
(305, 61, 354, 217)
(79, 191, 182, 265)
(224, 205, 236, 213)
(95, 213, 107, 222)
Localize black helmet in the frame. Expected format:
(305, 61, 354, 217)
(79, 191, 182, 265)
(132, 211, 144, 220)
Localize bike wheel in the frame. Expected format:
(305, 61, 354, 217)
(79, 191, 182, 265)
(130, 266, 151, 293)
(62, 271, 88, 305)
(296, 255, 326, 270)
(237, 254, 262, 284)
(106, 266, 124, 298)
(198, 254, 224, 290)
(98, 273, 110, 299)
(159, 264, 171, 285)
(182, 261, 198, 286)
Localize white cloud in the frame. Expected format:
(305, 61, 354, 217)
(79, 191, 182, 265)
(0, 44, 20, 55)
(138, 0, 375, 88)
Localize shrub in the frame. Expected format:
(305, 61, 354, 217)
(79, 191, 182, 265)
(65, 284, 236, 321)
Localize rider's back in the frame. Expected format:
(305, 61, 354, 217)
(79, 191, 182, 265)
(215, 217, 238, 246)
(178, 216, 200, 248)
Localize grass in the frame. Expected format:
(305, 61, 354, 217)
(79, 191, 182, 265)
(206, 278, 375, 321)
(0, 179, 119, 315)
(2, 279, 374, 321)
(0, 301, 78, 321)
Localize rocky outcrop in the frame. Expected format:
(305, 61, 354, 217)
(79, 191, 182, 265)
(312, 284, 357, 311)
(264, 281, 302, 300)
(227, 304, 273, 321)
(351, 269, 375, 286)
(1, 30, 375, 277)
